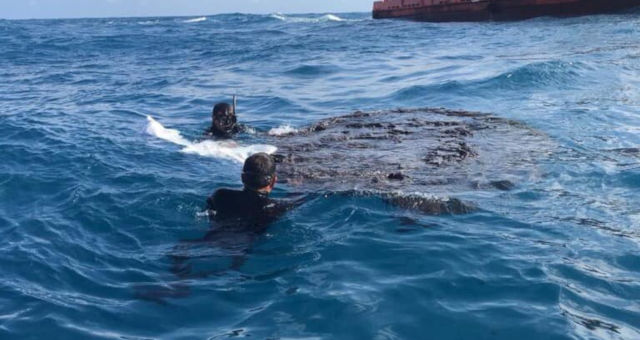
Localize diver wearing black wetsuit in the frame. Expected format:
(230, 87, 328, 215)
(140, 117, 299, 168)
(135, 153, 296, 303)
(205, 102, 244, 138)
(206, 152, 292, 230)
(194, 152, 298, 272)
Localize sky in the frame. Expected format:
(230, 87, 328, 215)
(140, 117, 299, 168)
(1, 0, 374, 20)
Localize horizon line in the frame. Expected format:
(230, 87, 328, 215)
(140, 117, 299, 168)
(1, 10, 370, 21)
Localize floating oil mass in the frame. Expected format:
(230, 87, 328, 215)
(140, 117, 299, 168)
(270, 108, 554, 198)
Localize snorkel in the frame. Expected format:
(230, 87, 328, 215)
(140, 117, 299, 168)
(233, 94, 237, 116)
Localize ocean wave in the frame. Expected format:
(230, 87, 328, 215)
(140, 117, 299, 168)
(3, 12, 640, 340)
(181, 140, 276, 162)
(269, 13, 348, 23)
(389, 61, 590, 103)
(284, 64, 342, 77)
(322, 14, 345, 22)
(145, 115, 190, 146)
(269, 13, 288, 21)
(137, 20, 160, 25)
(268, 124, 298, 136)
(145, 116, 276, 163)
(183, 17, 207, 23)
(489, 61, 587, 89)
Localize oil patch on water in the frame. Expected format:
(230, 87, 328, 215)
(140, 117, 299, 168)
(270, 108, 554, 198)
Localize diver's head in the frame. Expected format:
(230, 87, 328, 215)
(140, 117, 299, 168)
(211, 102, 237, 137)
(242, 153, 277, 194)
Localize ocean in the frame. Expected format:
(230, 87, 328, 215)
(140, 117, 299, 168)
(0, 12, 639, 339)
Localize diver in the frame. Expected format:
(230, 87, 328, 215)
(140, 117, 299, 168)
(171, 152, 302, 278)
(183, 153, 302, 273)
(135, 153, 300, 303)
(206, 152, 293, 226)
(205, 102, 243, 138)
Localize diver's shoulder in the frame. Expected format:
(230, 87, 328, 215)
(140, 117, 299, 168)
(212, 188, 242, 198)
(207, 188, 243, 210)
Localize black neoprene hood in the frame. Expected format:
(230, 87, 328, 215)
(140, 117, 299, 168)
(242, 153, 276, 190)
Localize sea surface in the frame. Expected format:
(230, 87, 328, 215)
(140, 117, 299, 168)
(1, 11, 639, 340)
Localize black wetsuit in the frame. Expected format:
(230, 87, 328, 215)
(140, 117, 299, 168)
(204, 124, 245, 139)
(206, 188, 292, 231)
(136, 188, 287, 302)
(162, 188, 296, 284)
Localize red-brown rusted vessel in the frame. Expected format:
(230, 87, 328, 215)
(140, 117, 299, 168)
(373, 0, 640, 21)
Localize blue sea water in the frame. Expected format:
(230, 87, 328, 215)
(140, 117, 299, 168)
(1, 11, 639, 339)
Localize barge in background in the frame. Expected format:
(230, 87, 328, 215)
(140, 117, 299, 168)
(372, 0, 640, 22)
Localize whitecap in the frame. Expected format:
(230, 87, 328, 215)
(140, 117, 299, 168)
(268, 125, 298, 136)
(137, 20, 159, 25)
(145, 116, 277, 163)
(269, 13, 287, 21)
(321, 14, 345, 22)
(146, 116, 190, 146)
(269, 13, 347, 23)
(184, 17, 207, 23)
(182, 140, 277, 163)
(243, 126, 257, 135)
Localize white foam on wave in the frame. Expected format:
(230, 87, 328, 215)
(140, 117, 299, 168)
(182, 140, 277, 163)
(270, 13, 288, 21)
(270, 13, 347, 23)
(268, 124, 298, 136)
(322, 14, 345, 22)
(146, 116, 277, 163)
(184, 16, 207, 23)
(146, 115, 190, 146)
(138, 20, 159, 25)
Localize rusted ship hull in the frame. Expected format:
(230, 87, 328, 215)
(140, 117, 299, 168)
(372, 0, 640, 22)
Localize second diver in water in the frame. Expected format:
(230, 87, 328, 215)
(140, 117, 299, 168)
(205, 102, 247, 138)
(206, 102, 239, 138)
